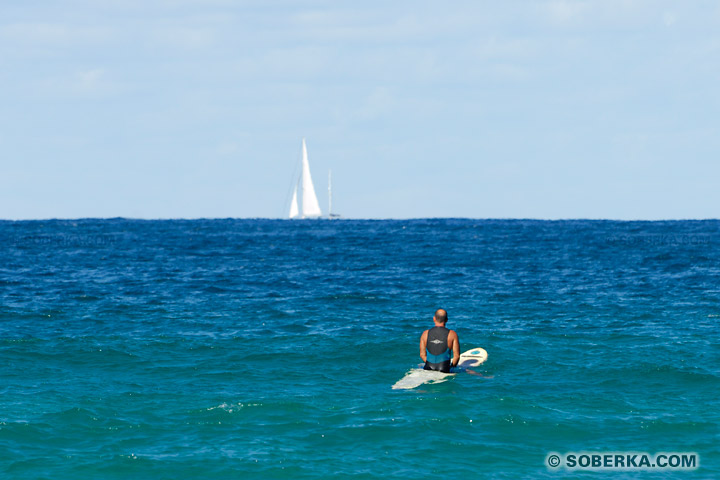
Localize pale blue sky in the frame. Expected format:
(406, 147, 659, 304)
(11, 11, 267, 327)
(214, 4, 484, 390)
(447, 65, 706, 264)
(1, 1, 718, 219)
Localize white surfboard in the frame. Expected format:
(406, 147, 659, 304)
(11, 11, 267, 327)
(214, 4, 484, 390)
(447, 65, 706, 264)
(392, 347, 488, 390)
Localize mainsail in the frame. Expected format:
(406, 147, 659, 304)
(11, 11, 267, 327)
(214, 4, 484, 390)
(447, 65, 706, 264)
(300, 139, 322, 218)
(288, 138, 322, 219)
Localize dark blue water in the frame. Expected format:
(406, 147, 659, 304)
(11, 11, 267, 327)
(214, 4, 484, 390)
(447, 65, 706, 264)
(1, 219, 718, 478)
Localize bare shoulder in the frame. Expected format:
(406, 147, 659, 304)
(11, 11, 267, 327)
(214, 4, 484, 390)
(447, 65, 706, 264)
(448, 329, 458, 339)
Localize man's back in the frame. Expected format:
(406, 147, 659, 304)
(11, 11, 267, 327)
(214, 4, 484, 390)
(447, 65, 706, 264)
(420, 309, 460, 372)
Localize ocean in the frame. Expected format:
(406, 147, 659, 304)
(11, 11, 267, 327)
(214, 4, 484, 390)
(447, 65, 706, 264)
(1, 219, 718, 479)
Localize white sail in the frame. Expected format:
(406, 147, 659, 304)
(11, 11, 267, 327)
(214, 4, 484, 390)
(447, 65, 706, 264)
(288, 184, 299, 218)
(300, 138, 322, 218)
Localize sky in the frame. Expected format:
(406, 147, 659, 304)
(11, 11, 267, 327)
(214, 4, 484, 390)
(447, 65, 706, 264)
(1, 0, 718, 219)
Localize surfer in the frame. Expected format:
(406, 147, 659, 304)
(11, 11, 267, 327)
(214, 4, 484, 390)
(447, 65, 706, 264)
(419, 309, 460, 373)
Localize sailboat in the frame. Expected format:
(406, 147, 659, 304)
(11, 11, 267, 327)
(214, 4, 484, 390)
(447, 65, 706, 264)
(327, 169, 341, 219)
(288, 138, 323, 219)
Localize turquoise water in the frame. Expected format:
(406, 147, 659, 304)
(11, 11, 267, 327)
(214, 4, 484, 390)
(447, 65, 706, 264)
(1, 219, 718, 479)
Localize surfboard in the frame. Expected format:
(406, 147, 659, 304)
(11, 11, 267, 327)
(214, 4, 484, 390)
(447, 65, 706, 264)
(391, 347, 488, 390)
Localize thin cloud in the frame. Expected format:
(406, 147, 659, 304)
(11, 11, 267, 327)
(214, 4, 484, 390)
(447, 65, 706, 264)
(0, 22, 112, 45)
(544, 0, 590, 23)
(663, 12, 677, 27)
(76, 69, 106, 92)
(151, 25, 217, 49)
(29, 68, 127, 99)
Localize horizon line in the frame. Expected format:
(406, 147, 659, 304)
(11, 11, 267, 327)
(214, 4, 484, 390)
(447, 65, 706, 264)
(1, 216, 718, 222)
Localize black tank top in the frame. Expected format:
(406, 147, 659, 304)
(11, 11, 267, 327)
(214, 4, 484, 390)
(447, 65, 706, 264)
(425, 326, 452, 372)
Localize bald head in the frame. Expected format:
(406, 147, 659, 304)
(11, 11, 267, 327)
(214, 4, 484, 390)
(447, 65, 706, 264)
(433, 308, 448, 324)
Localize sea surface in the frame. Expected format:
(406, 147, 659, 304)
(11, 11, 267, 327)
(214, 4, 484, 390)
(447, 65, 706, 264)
(1, 219, 718, 479)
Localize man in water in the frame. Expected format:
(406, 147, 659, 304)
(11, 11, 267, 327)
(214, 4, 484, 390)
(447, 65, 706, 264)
(419, 308, 460, 373)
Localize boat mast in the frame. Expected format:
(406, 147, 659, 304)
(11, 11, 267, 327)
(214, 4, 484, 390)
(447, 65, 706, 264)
(328, 170, 332, 217)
